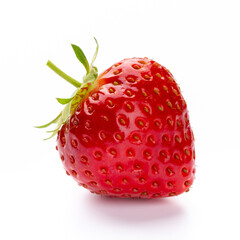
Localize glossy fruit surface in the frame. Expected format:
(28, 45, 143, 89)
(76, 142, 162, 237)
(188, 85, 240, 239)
(56, 57, 195, 198)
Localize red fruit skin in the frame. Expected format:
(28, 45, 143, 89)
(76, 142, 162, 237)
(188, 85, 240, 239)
(57, 58, 195, 198)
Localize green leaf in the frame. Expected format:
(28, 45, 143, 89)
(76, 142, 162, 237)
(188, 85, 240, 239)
(43, 128, 59, 140)
(90, 37, 99, 67)
(83, 66, 98, 83)
(56, 97, 74, 105)
(35, 113, 61, 128)
(71, 44, 90, 74)
(37, 39, 101, 140)
(61, 102, 71, 124)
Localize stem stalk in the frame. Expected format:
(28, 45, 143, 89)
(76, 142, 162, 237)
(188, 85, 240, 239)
(46, 60, 81, 88)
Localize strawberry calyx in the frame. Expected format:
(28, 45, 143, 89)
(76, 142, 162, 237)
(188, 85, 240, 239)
(36, 38, 99, 139)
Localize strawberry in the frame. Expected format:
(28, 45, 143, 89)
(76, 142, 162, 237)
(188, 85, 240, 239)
(37, 38, 195, 198)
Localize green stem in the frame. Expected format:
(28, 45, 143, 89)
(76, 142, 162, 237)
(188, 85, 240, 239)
(46, 60, 81, 88)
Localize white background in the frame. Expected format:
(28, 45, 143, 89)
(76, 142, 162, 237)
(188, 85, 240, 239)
(1, 0, 240, 239)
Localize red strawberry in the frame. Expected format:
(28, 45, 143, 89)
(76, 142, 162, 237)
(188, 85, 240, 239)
(37, 38, 195, 198)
